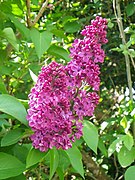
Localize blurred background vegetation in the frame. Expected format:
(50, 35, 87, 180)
(0, 0, 135, 179)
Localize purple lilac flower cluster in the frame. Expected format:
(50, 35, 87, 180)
(67, 16, 108, 91)
(27, 62, 83, 151)
(27, 16, 108, 152)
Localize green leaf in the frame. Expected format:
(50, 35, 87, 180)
(120, 116, 127, 129)
(108, 137, 123, 157)
(6, 174, 26, 180)
(118, 146, 135, 167)
(9, 15, 30, 40)
(43, 151, 50, 166)
(64, 21, 81, 33)
(126, 4, 135, 17)
(108, 21, 114, 29)
(30, 28, 53, 59)
(65, 144, 84, 178)
(31, 0, 39, 6)
(125, 166, 135, 180)
(0, 78, 8, 94)
(47, 45, 70, 62)
(111, 47, 122, 52)
(13, 144, 29, 164)
(3, 27, 19, 51)
(123, 134, 134, 151)
(98, 138, 108, 157)
(0, 66, 12, 76)
(0, 94, 28, 126)
(1, 128, 24, 147)
(49, 148, 59, 180)
(0, 152, 25, 179)
(83, 120, 98, 154)
(15, 0, 23, 10)
(56, 167, 64, 180)
(11, 4, 22, 16)
(58, 150, 70, 172)
(26, 148, 46, 168)
(50, 29, 67, 39)
(0, 119, 10, 127)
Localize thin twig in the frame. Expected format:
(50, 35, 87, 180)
(130, 56, 135, 70)
(113, 155, 119, 180)
(118, 175, 124, 180)
(26, 0, 32, 27)
(54, 0, 63, 6)
(109, 75, 115, 89)
(113, 0, 133, 100)
(98, 108, 111, 123)
(113, 0, 135, 140)
(31, 0, 49, 26)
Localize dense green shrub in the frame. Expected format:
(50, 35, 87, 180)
(0, 0, 135, 179)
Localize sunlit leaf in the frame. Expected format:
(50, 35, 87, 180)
(64, 21, 81, 33)
(9, 15, 30, 40)
(3, 27, 19, 51)
(125, 166, 135, 180)
(65, 144, 84, 178)
(83, 120, 98, 154)
(123, 134, 134, 151)
(108, 137, 123, 157)
(11, 4, 23, 16)
(30, 28, 53, 59)
(118, 146, 135, 167)
(0, 94, 28, 126)
(120, 116, 127, 129)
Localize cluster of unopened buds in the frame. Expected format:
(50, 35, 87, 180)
(27, 16, 108, 152)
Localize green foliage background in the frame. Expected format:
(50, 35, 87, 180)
(0, 0, 135, 179)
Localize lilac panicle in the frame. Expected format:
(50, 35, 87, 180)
(27, 16, 108, 152)
(67, 16, 108, 91)
(27, 62, 83, 151)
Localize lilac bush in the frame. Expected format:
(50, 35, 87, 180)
(27, 16, 108, 152)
